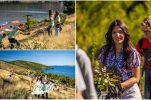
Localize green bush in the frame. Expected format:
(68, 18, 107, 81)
(63, 1, 75, 14)
(76, 1, 150, 53)
(26, 16, 38, 28)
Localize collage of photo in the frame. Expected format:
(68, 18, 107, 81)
(0, 1, 75, 99)
(1, 0, 151, 99)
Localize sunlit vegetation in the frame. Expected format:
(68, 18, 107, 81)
(76, 1, 150, 98)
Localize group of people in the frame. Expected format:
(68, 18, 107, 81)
(47, 10, 62, 36)
(0, 10, 62, 49)
(76, 15, 151, 99)
(31, 75, 55, 99)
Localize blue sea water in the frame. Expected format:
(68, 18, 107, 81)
(43, 66, 75, 78)
(0, 2, 64, 25)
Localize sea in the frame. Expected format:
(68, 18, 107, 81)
(0, 1, 64, 25)
(43, 66, 75, 78)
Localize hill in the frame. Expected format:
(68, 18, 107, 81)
(0, 69, 75, 99)
(0, 60, 29, 75)
(9, 60, 49, 71)
(0, 60, 75, 99)
(1, 14, 75, 50)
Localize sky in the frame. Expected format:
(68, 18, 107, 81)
(0, 50, 75, 66)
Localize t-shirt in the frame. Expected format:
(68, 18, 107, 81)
(49, 16, 55, 27)
(98, 46, 141, 82)
(0, 34, 3, 42)
(54, 15, 61, 24)
(76, 61, 86, 92)
(136, 37, 151, 70)
(8, 26, 18, 38)
(76, 48, 97, 99)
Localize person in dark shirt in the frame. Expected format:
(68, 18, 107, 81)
(136, 16, 151, 99)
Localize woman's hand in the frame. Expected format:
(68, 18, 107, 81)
(106, 83, 124, 98)
(121, 66, 140, 89)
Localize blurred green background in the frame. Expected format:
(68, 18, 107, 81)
(76, 1, 151, 98)
(77, 1, 151, 53)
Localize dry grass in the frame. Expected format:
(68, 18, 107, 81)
(49, 85, 75, 99)
(0, 69, 75, 99)
(20, 14, 75, 50)
(0, 61, 29, 75)
(0, 69, 31, 99)
(1, 14, 75, 50)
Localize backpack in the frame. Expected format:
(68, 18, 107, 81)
(138, 38, 151, 66)
(138, 38, 145, 76)
(138, 38, 144, 56)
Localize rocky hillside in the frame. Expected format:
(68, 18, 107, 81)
(0, 60, 75, 99)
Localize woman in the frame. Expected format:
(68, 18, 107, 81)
(47, 10, 54, 36)
(54, 11, 61, 36)
(33, 76, 43, 98)
(42, 75, 48, 99)
(98, 19, 141, 99)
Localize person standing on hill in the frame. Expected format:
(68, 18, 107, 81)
(54, 11, 61, 36)
(47, 10, 55, 36)
(33, 76, 43, 98)
(7, 24, 25, 49)
(98, 19, 141, 99)
(0, 32, 6, 49)
(136, 16, 151, 99)
(42, 75, 48, 99)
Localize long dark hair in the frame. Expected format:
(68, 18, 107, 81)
(103, 19, 133, 69)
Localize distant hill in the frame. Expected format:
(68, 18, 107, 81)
(9, 60, 50, 71)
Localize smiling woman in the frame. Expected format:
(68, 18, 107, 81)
(98, 19, 141, 99)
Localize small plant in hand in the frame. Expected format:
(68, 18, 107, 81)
(90, 43, 123, 98)
(94, 61, 123, 98)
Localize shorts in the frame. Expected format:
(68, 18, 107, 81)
(8, 38, 18, 43)
(55, 24, 60, 28)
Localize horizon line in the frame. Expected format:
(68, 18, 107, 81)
(0, 59, 75, 66)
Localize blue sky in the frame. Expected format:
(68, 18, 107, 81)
(0, 50, 75, 66)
